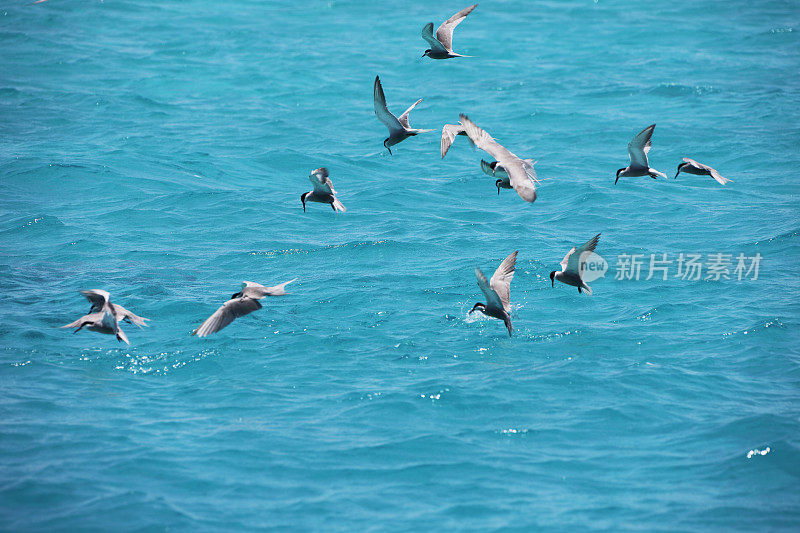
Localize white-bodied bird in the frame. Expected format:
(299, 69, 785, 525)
(459, 114, 538, 203)
(469, 250, 518, 337)
(301, 168, 346, 212)
(373, 75, 432, 155)
(422, 4, 478, 59)
(62, 289, 147, 344)
(550, 234, 601, 295)
(193, 280, 296, 337)
(674, 158, 732, 185)
(615, 124, 667, 184)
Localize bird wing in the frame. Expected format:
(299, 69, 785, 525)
(561, 233, 601, 275)
(522, 159, 539, 182)
(628, 124, 656, 168)
(490, 250, 517, 313)
(397, 98, 422, 130)
(112, 303, 149, 328)
(373, 76, 404, 134)
(475, 267, 504, 311)
(421, 22, 449, 54)
(682, 157, 703, 169)
(192, 297, 263, 337)
(61, 312, 103, 329)
(331, 197, 346, 212)
(80, 289, 110, 310)
(309, 168, 335, 194)
(441, 123, 464, 158)
(459, 114, 537, 203)
(436, 4, 477, 52)
(480, 159, 495, 176)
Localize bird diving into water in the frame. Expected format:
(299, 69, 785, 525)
(301, 168, 346, 212)
(615, 124, 667, 185)
(550, 234, 601, 295)
(458, 114, 538, 203)
(421, 4, 478, 59)
(373, 75, 432, 155)
(470, 250, 518, 337)
(193, 280, 296, 337)
(61, 289, 149, 344)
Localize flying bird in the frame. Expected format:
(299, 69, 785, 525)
(674, 158, 732, 185)
(301, 168, 346, 212)
(373, 76, 432, 154)
(615, 124, 667, 185)
(193, 280, 297, 337)
(550, 234, 601, 295)
(81, 289, 149, 328)
(459, 114, 538, 203)
(469, 250, 518, 337)
(422, 4, 478, 59)
(61, 290, 146, 344)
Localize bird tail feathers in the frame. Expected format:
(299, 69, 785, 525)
(267, 278, 298, 296)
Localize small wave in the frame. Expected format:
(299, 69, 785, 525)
(0, 215, 64, 235)
(130, 94, 175, 109)
(722, 318, 786, 338)
(753, 229, 798, 246)
(246, 240, 396, 258)
(647, 83, 718, 97)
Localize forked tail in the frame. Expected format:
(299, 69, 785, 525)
(267, 278, 298, 296)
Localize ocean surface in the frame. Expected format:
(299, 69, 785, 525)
(1, 0, 799, 530)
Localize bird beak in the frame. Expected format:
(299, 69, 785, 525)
(674, 171, 680, 179)
(614, 175, 620, 185)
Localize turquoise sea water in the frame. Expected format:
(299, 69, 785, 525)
(1, 0, 799, 530)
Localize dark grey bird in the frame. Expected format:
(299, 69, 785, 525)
(301, 168, 346, 212)
(422, 4, 478, 59)
(469, 250, 518, 337)
(193, 279, 296, 338)
(459, 114, 538, 203)
(61, 289, 147, 344)
(615, 124, 667, 184)
(373, 76, 432, 154)
(674, 158, 732, 185)
(550, 234, 601, 295)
